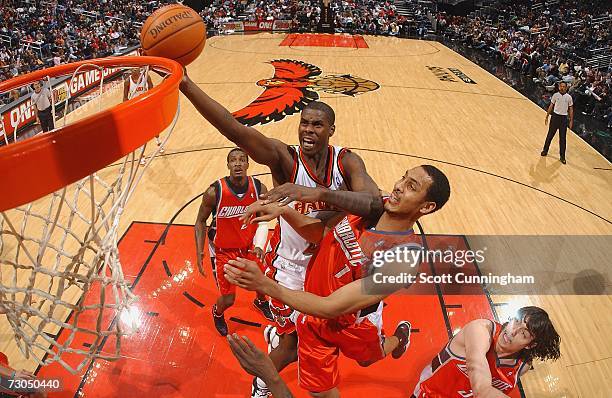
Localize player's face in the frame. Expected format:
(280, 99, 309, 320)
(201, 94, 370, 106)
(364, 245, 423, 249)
(227, 151, 248, 178)
(33, 82, 41, 93)
(499, 317, 535, 353)
(298, 109, 335, 155)
(559, 82, 568, 94)
(385, 167, 436, 217)
(131, 69, 143, 80)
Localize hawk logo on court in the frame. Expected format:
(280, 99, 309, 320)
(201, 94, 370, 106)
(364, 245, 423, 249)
(232, 59, 379, 126)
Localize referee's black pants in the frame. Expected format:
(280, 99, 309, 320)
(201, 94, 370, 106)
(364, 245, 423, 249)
(542, 112, 567, 160)
(38, 107, 55, 132)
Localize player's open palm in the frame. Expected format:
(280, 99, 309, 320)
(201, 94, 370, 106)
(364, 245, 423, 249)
(227, 334, 278, 381)
(260, 183, 320, 205)
(240, 201, 285, 225)
(224, 257, 267, 291)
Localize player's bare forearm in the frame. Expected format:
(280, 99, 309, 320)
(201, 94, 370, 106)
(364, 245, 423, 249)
(266, 375, 294, 398)
(179, 76, 284, 166)
(464, 321, 508, 398)
(195, 187, 215, 274)
(319, 188, 383, 218)
(337, 151, 384, 218)
(225, 258, 388, 318)
(265, 278, 384, 319)
(194, 222, 206, 259)
(279, 206, 325, 244)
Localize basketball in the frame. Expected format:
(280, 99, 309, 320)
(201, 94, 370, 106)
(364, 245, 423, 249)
(140, 4, 206, 66)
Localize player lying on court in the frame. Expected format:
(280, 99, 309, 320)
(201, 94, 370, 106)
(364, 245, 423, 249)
(180, 72, 382, 397)
(225, 165, 451, 397)
(195, 148, 274, 335)
(226, 306, 560, 398)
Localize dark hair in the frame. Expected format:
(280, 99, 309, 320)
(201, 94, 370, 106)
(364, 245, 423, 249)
(421, 165, 450, 213)
(227, 147, 248, 162)
(303, 101, 335, 125)
(517, 306, 561, 362)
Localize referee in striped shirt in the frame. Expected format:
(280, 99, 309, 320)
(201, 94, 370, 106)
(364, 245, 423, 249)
(541, 81, 573, 164)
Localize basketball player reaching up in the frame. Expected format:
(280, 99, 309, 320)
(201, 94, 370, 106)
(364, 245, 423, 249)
(226, 165, 451, 397)
(180, 74, 382, 397)
(411, 306, 560, 398)
(195, 148, 273, 336)
(226, 306, 560, 398)
(123, 67, 163, 164)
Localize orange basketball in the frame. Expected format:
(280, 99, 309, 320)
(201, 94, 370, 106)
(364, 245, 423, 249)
(140, 4, 206, 66)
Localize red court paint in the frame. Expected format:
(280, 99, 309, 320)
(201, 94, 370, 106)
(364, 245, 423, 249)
(280, 33, 369, 48)
(37, 223, 520, 397)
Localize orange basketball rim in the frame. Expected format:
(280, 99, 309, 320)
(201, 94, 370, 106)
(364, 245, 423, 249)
(0, 56, 183, 212)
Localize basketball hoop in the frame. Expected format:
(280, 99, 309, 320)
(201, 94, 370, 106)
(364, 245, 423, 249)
(0, 56, 183, 373)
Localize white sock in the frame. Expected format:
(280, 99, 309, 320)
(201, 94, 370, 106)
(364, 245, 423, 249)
(255, 377, 268, 390)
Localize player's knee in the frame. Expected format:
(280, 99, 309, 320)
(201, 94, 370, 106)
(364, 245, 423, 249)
(276, 333, 298, 362)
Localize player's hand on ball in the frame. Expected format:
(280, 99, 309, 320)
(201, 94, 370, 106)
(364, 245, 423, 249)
(260, 183, 321, 206)
(240, 201, 285, 225)
(225, 257, 267, 291)
(227, 334, 278, 382)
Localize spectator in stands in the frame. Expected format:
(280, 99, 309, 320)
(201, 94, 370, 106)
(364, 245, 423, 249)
(8, 90, 19, 103)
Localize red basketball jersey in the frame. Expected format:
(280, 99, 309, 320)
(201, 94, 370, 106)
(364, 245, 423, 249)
(304, 215, 420, 325)
(213, 176, 260, 249)
(413, 321, 528, 397)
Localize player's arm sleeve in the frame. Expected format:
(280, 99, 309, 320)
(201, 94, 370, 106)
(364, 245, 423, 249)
(464, 320, 510, 398)
(318, 151, 383, 219)
(264, 277, 387, 319)
(253, 181, 269, 250)
(179, 76, 291, 170)
(123, 79, 129, 101)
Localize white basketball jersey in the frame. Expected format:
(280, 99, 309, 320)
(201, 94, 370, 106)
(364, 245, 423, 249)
(128, 74, 147, 100)
(267, 145, 348, 287)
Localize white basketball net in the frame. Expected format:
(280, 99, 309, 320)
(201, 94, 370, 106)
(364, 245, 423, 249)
(0, 64, 178, 374)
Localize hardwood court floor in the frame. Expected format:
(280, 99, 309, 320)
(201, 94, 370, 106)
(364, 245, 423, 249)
(2, 34, 611, 397)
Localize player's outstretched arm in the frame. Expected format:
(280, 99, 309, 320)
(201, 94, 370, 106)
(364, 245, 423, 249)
(261, 151, 383, 219)
(194, 185, 216, 277)
(224, 258, 388, 319)
(463, 320, 511, 398)
(241, 201, 327, 244)
(227, 334, 294, 398)
(122, 78, 129, 101)
(179, 75, 291, 170)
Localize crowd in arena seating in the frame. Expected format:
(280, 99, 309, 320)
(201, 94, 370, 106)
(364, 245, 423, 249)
(290, 0, 434, 37)
(331, 0, 403, 36)
(0, 0, 430, 90)
(1, 0, 610, 156)
(439, 0, 612, 133)
(0, 0, 165, 99)
(200, 0, 294, 30)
